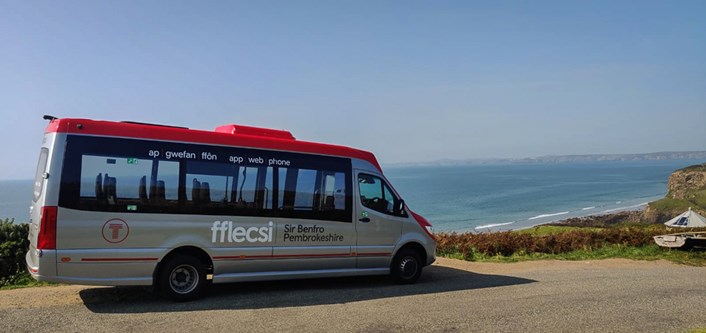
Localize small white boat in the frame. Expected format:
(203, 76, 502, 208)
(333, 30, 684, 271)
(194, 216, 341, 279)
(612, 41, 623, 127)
(654, 232, 706, 249)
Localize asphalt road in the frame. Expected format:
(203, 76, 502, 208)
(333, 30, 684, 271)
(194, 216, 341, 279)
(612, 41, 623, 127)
(1, 258, 705, 333)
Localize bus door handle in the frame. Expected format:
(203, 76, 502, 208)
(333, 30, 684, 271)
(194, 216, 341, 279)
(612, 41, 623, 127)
(358, 217, 370, 223)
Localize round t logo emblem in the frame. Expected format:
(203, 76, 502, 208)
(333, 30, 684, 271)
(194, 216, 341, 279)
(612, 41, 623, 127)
(102, 219, 129, 243)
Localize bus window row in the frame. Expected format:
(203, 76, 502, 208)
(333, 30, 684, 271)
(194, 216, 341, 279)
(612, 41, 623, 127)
(74, 155, 351, 221)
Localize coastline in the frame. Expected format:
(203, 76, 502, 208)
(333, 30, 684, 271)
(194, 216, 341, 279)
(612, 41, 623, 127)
(471, 207, 649, 233)
(473, 202, 653, 233)
(546, 210, 644, 228)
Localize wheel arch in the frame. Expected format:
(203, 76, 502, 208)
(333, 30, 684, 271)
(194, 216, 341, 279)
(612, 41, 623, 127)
(393, 241, 427, 267)
(153, 246, 213, 285)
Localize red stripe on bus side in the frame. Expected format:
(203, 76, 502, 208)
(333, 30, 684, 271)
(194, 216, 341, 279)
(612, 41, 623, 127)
(79, 253, 392, 262)
(355, 252, 392, 257)
(213, 253, 350, 260)
(274, 253, 352, 258)
(212, 255, 271, 260)
(80, 257, 159, 262)
(212, 253, 391, 261)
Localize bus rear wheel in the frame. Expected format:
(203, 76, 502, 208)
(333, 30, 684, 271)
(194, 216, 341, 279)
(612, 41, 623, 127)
(158, 255, 206, 301)
(391, 248, 423, 284)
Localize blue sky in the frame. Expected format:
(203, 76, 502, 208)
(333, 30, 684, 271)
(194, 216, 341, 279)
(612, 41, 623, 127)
(1, 1, 705, 180)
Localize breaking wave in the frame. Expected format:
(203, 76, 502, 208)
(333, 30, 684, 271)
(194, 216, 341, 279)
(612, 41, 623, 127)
(528, 211, 570, 220)
(602, 202, 649, 213)
(475, 221, 515, 229)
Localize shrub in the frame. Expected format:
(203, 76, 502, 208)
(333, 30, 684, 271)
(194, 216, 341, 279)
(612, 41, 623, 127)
(435, 225, 682, 259)
(0, 218, 30, 287)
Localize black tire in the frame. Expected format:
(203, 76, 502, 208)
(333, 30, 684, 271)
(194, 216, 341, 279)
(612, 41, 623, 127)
(158, 255, 206, 302)
(391, 248, 423, 284)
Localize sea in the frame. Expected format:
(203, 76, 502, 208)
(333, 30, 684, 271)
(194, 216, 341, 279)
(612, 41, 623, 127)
(384, 160, 699, 232)
(0, 159, 699, 231)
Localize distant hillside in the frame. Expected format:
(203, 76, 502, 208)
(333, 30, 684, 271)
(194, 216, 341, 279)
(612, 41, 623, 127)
(644, 162, 706, 223)
(389, 151, 706, 167)
(526, 151, 706, 163)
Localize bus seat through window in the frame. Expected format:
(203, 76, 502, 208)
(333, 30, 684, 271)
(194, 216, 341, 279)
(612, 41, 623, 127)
(192, 178, 201, 204)
(324, 195, 335, 210)
(139, 176, 148, 203)
(104, 174, 117, 205)
(95, 173, 104, 201)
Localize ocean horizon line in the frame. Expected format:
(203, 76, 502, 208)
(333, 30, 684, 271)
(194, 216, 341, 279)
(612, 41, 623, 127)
(384, 151, 706, 168)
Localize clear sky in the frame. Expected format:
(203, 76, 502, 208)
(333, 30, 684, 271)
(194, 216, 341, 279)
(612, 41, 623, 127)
(1, 1, 705, 180)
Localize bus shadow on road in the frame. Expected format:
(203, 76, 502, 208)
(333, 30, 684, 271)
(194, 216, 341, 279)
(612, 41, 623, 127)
(80, 264, 536, 313)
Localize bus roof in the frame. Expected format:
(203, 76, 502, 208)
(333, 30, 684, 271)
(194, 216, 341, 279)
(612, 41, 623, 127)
(45, 118, 382, 171)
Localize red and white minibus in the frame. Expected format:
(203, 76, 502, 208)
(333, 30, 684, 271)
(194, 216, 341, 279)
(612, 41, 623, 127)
(27, 116, 435, 301)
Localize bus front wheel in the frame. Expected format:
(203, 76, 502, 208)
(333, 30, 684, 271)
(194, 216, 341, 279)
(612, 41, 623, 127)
(391, 248, 422, 284)
(158, 255, 206, 301)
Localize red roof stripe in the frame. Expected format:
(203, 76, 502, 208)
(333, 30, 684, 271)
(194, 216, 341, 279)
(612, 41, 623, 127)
(45, 118, 381, 171)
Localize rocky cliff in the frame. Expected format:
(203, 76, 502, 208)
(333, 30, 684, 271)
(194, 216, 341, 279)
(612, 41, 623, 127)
(644, 163, 706, 223)
(666, 163, 706, 200)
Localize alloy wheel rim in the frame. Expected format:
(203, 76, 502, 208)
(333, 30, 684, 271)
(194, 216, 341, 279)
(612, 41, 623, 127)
(399, 257, 418, 279)
(169, 264, 199, 294)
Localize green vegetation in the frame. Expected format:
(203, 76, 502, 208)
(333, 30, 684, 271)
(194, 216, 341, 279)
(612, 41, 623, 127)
(0, 218, 58, 290)
(437, 224, 706, 266)
(649, 197, 696, 212)
(649, 192, 706, 216)
(442, 244, 706, 266)
(692, 189, 706, 208)
(679, 163, 706, 173)
(0, 275, 54, 290)
(514, 225, 603, 235)
(0, 218, 32, 288)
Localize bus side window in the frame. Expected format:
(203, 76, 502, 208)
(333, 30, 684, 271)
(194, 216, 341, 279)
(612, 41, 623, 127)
(185, 161, 269, 211)
(155, 161, 179, 202)
(358, 173, 401, 216)
(201, 182, 211, 204)
(294, 169, 317, 210)
(153, 180, 166, 203)
(70, 142, 350, 221)
(281, 167, 297, 210)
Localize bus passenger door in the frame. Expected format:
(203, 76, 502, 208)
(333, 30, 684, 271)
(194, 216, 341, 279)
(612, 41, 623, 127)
(354, 171, 403, 269)
(271, 167, 356, 272)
